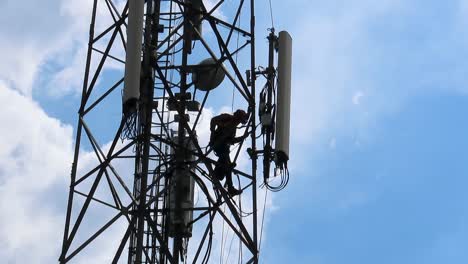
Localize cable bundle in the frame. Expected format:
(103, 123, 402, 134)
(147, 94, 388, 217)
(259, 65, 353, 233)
(121, 111, 138, 140)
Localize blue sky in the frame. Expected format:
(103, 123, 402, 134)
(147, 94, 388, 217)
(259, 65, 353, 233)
(263, 92, 468, 263)
(1, 0, 468, 263)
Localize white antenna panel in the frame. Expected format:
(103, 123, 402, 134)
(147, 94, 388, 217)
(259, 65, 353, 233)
(123, 0, 145, 107)
(275, 31, 292, 160)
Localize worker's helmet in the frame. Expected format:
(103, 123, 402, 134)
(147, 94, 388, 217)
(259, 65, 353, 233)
(234, 109, 249, 124)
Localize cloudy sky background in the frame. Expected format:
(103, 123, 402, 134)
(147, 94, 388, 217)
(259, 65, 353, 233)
(2, 0, 468, 263)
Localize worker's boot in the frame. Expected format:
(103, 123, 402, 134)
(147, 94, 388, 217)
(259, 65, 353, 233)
(227, 186, 242, 196)
(213, 165, 225, 180)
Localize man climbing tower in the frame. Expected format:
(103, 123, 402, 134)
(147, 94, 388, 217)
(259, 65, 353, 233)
(209, 109, 249, 196)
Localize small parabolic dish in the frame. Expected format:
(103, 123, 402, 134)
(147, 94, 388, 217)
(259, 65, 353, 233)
(192, 58, 226, 91)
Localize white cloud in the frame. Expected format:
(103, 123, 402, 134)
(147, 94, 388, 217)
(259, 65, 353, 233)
(287, 0, 410, 166)
(290, 10, 367, 157)
(0, 0, 127, 97)
(45, 0, 127, 97)
(352, 91, 364, 105)
(0, 0, 78, 95)
(281, 0, 468, 216)
(284, 0, 410, 211)
(0, 82, 138, 262)
(0, 81, 73, 262)
(0, 82, 129, 263)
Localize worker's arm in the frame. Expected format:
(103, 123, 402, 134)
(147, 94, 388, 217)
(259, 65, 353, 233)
(232, 133, 249, 143)
(210, 114, 230, 132)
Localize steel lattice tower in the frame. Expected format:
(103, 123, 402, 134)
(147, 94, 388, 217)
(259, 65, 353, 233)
(59, 0, 291, 263)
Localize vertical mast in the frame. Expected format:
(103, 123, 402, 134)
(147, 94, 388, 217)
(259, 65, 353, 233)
(249, 0, 259, 263)
(130, 0, 155, 262)
(172, 0, 190, 262)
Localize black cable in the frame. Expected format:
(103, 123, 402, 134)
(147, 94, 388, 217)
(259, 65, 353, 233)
(264, 162, 289, 192)
(121, 112, 138, 140)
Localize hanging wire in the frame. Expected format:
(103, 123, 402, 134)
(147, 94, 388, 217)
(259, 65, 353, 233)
(237, 175, 243, 264)
(267, 0, 275, 29)
(220, 207, 236, 264)
(201, 212, 214, 264)
(231, 8, 242, 112)
(225, 222, 237, 263)
(220, 204, 227, 263)
(258, 189, 269, 253)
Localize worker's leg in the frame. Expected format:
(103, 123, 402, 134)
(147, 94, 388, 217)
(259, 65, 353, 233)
(218, 148, 242, 196)
(214, 157, 226, 180)
(213, 144, 230, 180)
(224, 158, 234, 188)
(213, 145, 241, 196)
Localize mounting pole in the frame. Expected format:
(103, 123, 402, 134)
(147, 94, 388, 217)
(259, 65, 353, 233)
(250, 0, 259, 263)
(262, 29, 277, 182)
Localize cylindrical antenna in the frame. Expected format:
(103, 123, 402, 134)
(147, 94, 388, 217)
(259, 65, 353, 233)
(123, 0, 145, 115)
(275, 31, 292, 162)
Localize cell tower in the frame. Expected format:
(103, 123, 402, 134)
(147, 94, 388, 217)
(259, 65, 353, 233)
(59, 0, 292, 263)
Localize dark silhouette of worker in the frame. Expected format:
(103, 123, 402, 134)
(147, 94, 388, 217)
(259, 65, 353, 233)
(209, 109, 249, 196)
